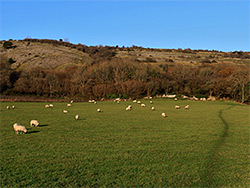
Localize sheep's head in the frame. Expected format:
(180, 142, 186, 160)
(24, 129, 27, 134)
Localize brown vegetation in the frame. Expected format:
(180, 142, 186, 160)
(1, 39, 249, 103)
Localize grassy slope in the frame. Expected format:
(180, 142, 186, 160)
(0, 100, 249, 187)
(0, 41, 92, 70)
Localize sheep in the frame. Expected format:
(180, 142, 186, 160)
(126, 105, 132, 111)
(63, 110, 68, 113)
(12, 106, 15, 109)
(175, 105, 180, 109)
(141, 104, 146, 107)
(126, 107, 131, 111)
(45, 104, 50, 108)
(133, 100, 137, 103)
(67, 104, 71, 107)
(75, 115, 79, 120)
(150, 101, 153, 104)
(70, 100, 74, 103)
(49, 104, 53, 107)
(13, 123, 27, 134)
(94, 101, 97, 104)
(149, 97, 152, 100)
(185, 105, 189, 109)
(97, 109, 101, 112)
(151, 107, 155, 111)
(6, 106, 10, 109)
(30, 120, 39, 127)
(174, 98, 178, 101)
(117, 101, 120, 104)
(161, 113, 166, 118)
(137, 101, 141, 104)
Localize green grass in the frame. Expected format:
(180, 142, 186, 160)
(0, 100, 249, 187)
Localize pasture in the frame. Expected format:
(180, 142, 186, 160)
(0, 99, 249, 187)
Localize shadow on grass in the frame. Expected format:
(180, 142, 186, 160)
(39, 124, 49, 127)
(78, 118, 86, 121)
(27, 130, 40, 134)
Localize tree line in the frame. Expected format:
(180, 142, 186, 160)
(1, 54, 249, 103)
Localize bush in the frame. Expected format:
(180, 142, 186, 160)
(3, 41, 13, 49)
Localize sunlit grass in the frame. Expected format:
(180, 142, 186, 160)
(0, 100, 249, 187)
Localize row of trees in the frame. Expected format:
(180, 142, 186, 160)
(1, 55, 249, 103)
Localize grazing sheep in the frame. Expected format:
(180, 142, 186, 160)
(137, 101, 141, 104)
(30, 120, 39, 127)
(175, 105, 180, 109)
(161, 113, 166, 118)
(117, 101, 120, 104)
(150, 101, 153, 104)
(12, 106, 15, 109)
(71, 100, 74, 103)
(45, 104, 50, 108)
(141, 104, 146, 107)
(185, 105, 189, 109)
(94, 101, 97, 104)
(67, 104, 71, 107)
(13, 123, 27, 134)
(49, 104, 53, 107)
(151, 107, 155, 111)
(174, 98, 178, 101)
(63, 110, 68, 113)
(75, 115, 79, 120)
(6, 106, 10, 109)
(133, 100, 137, 103)
(126, 105, 132, 111)
(97, 109, 101, 112)
(126, 107, 131, 111)
(149, 97, 152, 100)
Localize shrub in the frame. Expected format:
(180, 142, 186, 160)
(3, 41, 13, 49)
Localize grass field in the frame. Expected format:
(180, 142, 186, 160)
(0, 99, 249, 187)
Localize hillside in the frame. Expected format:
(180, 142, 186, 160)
(0, 39, 249, 103)
(0, 40, 93, 70)
(0, 39, 250, 71)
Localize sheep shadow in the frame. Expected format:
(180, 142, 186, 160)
(27, 130, 40, 134)
(78, 118, 86, 121)
(38, 124, 49, 127)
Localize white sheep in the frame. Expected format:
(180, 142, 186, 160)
(75, 115, 79, 120)
(149, 97, 152, 100)
(49, 104, 53, 107)
(137, 101, 141, 104)
(70, 100, 74, 103)
(67, 104, 71, 107)
(63, 110, 68, 113)
(117, 101, 120, 104)
(45, 104, 50, 108)
(13, 123, 27, 134)
(150, 101, 153, 104)
(94, 101, 97, 104)
(175, 105, 180, 109)
(97, 109, 101, 112)
(133, 100, 137, 103)
(161, 113, 166, 118)
(126, 107, 131, 111)
(174, 98, 178, 101)
(141, 104, 146, 107)
(12, 106, 15, 109)
(151, 107, 155, 111)
(6, 106, 10, 109)
(30, 120, 39, 127)
(185, 105, 189, 109)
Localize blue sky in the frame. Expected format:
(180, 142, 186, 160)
(1, 0, 249, 52)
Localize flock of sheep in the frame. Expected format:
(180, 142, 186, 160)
(9, 97, 190, 134)
(124, 97, 189, 118)
(9, 100, 80, 134)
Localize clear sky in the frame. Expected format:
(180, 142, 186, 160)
(0, 0, 249, 52)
